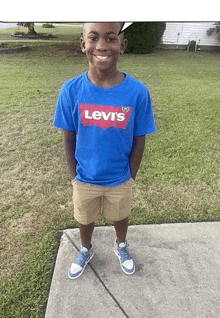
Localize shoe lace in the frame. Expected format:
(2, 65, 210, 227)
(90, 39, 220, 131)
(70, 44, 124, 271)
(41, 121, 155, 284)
(119, 245, 131, 262)
(75, 250, 90, 267)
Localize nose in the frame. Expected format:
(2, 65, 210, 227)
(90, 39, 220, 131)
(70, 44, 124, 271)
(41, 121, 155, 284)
(96, 38, 108, 51)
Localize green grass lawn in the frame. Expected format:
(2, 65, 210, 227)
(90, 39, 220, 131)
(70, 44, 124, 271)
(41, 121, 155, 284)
(0, 25, 220, 317)
(0, 24, 83, 42)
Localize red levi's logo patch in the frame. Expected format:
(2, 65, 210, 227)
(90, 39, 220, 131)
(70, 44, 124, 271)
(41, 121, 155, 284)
(79, 104, 132, 130)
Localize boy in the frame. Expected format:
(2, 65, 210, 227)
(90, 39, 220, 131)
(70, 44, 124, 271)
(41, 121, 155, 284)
(53, 23, 156, 279)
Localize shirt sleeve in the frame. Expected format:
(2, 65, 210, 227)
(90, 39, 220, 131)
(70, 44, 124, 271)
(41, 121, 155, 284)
(53, 83, 75, 131)
(133, 87, 157, 136)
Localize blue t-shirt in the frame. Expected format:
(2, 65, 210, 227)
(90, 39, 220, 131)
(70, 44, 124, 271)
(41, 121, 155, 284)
(53, 72, 156, 187)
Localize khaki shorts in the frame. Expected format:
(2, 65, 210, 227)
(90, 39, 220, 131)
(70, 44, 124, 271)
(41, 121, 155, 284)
(72, 178, 135, 225)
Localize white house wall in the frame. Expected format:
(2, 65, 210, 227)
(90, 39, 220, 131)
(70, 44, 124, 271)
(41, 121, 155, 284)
(162, 22, 220, 47)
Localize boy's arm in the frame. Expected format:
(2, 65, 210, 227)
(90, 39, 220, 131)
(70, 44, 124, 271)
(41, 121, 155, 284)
(63, 130, 77, 180)
(129, 135, 146, 180)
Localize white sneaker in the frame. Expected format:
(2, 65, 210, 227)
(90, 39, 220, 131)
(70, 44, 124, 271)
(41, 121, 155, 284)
(114, 240, 135, 275)
(68, 245, 94, 279)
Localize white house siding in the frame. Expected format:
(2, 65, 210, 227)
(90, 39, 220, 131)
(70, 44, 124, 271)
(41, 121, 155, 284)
(162, 22, 220, 48)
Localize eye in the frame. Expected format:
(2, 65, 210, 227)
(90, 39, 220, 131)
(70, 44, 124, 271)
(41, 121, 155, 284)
(89, 36, 98, 42)
(108, 37, 117, 42)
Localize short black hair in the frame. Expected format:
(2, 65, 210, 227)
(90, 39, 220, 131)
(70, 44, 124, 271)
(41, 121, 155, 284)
(82, 22, 124, 39)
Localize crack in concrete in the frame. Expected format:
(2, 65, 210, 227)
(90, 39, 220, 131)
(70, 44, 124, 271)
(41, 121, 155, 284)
(64, 231, 130, 318)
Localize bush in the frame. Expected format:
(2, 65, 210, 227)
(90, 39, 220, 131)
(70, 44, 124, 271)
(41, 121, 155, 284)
(124, 22, 166, 54)
(42, 23, 55, 28)
(207, 22, 220, 41)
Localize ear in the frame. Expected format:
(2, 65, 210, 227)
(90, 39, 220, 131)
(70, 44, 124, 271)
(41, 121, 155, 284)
(120, 39, 128, 55)
(80, 38, 86, 53)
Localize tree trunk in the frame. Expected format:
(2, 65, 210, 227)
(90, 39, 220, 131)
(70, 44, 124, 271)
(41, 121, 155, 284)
(27, 23, 37, 35)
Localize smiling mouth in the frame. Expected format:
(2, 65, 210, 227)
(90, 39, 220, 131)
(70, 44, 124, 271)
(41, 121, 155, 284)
(94, 55, 110, 61)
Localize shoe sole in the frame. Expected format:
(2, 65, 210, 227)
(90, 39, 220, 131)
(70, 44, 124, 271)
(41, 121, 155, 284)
(68, 250, 94, 280)
(114, 247, 135, 275)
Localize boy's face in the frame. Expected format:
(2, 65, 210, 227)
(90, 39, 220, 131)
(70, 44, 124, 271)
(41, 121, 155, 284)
(81, 23, 127, 73)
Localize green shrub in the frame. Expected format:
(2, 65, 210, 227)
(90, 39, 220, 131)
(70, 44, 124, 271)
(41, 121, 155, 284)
(42, 23, 55, 28)
(124, 22, 166, 54)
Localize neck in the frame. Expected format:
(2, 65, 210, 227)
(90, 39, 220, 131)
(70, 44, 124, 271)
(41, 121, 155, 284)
(88, 66, 124, 88)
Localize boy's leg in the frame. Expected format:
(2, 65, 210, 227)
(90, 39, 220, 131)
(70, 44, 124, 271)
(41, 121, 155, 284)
(114, 217, 128, 244)
(72, 180, 102, 249)
(69, 181, 103, 279)
(113, 216, 135, 275)
(80, 222, 95, 250)
(103, 178, 135, 275)
(68, 222, 94, 279)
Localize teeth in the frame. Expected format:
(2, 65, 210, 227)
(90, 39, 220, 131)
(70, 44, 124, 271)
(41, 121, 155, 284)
(96, 56, 109, 60)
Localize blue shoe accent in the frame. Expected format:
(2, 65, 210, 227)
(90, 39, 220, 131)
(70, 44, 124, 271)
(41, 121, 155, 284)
(68, 245, 94, 279)
(114, 239, 135, 275)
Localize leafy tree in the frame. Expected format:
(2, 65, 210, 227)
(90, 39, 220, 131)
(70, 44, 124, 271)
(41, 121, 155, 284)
(207, 22, 220, 41)
(17, 23, 37, 35)
(124, 22, 166, 54)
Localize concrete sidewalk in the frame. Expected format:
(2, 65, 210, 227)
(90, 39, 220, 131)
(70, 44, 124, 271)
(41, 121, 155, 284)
(45, 222, 220, 318)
